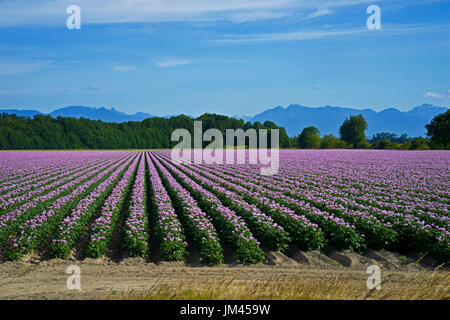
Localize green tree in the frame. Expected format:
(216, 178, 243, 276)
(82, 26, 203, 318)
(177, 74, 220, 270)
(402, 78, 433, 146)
(339, 114, 368, 148)
(409, 138, 430, 150)
(370, 132, 412, 144)
(426, 109, 450, 149)
(0, 112, 294, 150)
(320, 134, 348, 149)
(370, 132, 398, 143)
(263, 121, 291, 148)
(297, 126, 321, 149)
(372, 140, 403, 150)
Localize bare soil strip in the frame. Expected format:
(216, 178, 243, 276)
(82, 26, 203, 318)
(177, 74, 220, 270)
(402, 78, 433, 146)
(0, 249, 447, 300)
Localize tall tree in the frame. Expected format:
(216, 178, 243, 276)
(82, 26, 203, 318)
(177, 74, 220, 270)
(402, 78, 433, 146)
(297, 126, 321, 149)
(339, 114, 368, 148)
(426, 109, 450, 149)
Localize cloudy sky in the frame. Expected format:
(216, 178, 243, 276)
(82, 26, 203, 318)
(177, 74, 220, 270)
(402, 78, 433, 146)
(0, 0, 449, 116)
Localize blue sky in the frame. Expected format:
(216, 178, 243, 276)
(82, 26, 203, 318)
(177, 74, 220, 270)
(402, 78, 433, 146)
(0, 0, 449, 117)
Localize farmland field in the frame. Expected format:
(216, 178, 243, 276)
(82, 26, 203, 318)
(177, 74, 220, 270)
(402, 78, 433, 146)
(0, 150, 449, 299)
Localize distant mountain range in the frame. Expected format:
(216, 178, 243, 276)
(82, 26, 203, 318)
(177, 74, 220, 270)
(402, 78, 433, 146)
(0, 106, 155, 123)
(244, 104, 448, 137)
(1, 104, 447, 138)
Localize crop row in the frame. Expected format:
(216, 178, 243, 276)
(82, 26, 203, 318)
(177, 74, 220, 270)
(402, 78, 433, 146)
(0, 150, 448, 263)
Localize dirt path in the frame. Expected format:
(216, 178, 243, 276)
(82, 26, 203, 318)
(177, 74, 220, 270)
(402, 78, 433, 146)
(0, 249, 447, 299)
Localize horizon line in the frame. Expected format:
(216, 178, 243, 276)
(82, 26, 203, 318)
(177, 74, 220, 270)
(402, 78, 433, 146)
(0, 103, 447, 119)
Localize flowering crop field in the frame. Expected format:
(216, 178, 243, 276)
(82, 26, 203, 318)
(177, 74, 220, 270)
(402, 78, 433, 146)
(0, 150, 448, 264)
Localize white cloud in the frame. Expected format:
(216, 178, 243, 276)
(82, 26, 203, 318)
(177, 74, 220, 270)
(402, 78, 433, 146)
(0, 60, 50, 75)
(155, 57, 191, 68)
(80, 86, 100, 91)
(211, 24, 435, 43)
(423, 91, 450, 99)
(314, 84, 325, 89)
(112, 64, 136, 72)
(305, 8, 333, 19)
(57, 89, 71, 95)
(212, 28, 366, 43)
(0, 0, 388, 25)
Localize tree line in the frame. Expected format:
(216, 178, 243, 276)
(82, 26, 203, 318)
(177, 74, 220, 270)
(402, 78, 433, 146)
(0, 113, 290, 150)
(293, 110, 450, 150)
(0, 109, 448, 150)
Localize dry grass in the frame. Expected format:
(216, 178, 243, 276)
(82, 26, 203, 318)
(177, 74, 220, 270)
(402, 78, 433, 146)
(98, 271, 450, 300)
